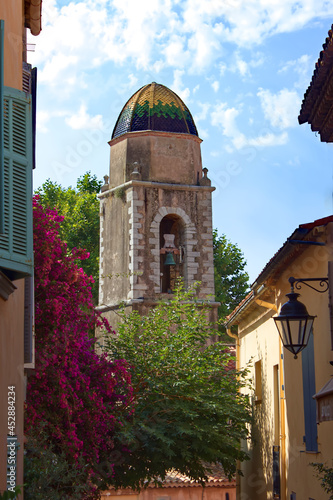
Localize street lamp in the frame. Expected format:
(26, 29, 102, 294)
(274, 276, 328, 359)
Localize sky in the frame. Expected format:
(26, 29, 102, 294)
(28, 0, 333, 284)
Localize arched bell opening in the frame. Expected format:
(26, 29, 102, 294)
(159, 214, 185, 293)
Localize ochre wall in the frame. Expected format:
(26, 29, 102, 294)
(101, 486, 235, 500)
(109, 132, 203, 188)
(0, 280, 25, 495)
(0, 3, 26, 497)
(0, 1, 24, 90)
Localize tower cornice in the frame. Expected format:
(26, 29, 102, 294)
(108, 129, 203, 147)
(98, 180, 215, 199)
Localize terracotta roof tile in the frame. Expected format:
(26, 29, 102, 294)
(226, 215, 333, 323)
(148, 464, 235, 489)
(298, 25, 333, 141)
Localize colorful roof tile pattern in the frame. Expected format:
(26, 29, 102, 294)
(112, 82, 198, 139)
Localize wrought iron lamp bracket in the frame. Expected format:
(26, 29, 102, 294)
(288, 276, 329, 294)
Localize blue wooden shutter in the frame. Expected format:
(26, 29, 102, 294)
(301, 330, 318, 452)
(0, 86, 33, 278)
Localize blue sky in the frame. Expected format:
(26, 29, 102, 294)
(28, 0, 333, 283)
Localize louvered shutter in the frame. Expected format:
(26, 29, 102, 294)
(301, 330, 318, 452)
(0, 86, 33, 278)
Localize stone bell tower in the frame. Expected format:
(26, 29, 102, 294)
(97, 82, 218, 327)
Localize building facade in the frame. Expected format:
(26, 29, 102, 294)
(0, 2, 41, 496)
(226, 216, 333, 500)
(102, 466, 236, 500)
(97, 83, 218, 330)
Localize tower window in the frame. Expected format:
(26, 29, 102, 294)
(160, 214, 185, 293)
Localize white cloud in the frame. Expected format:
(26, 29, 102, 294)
(257, 88, 301, 129)
(164, 35, 190, 68)
(246, 131, 288, 147)
(229, 51, 265, 78)
(211, 101, 289, 150)
(36, 110, 51, 133)
(65, 105, 105, 130)
(28, 0, 333, 92)
(236, 58, 249, 77)
(212, 81, 219, 92)
(186, 23, 222, 71)
(182, 0, 333, 48)
(219, 62, 227, 76)
(278, 54, 313, 90)
(198, 128, 209, 139)
(171, 70, 190, 101)
(194, 102, 211, 123)
(38, 54, 78, 84)
(36, 109, 69, 132)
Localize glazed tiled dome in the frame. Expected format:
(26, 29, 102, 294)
(112, 82, 198, 139)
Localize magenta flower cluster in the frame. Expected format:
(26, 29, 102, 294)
(25, 197, 133, 490)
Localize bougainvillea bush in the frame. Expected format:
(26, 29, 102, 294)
(24, 198, 133, 499)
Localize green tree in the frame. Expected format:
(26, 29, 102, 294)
(35, 172, 102, 303)
(311, 462, 333, 499)
(104, 282, 252, 490)
(213, 229, 250, 322)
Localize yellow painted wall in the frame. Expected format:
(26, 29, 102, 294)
(237, 308, 281, 500)
(280, 243, 333, 499)
(235, 223, 333, 500)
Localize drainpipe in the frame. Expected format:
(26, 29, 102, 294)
(279, 338, 287, 500)
(327, 224, 333, 351)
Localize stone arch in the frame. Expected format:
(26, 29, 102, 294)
(149, 207, 198, 293)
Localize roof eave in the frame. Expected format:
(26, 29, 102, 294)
(226, 216, 333, 326)
(25, 0, 42, 36)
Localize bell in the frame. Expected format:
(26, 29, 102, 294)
(164, 252, 176, 266)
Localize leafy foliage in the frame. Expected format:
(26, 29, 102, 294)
(35, 172, 102, 303)
(24, 439, 94, 500)
(104, 282, 252, 490)
(213, 229, 250, 322)
(25, 198, 133, 499)
(0, 487, 21, 500)
(311, 462, 333, 499)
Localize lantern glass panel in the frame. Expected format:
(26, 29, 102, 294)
(274, 316, 314, 357)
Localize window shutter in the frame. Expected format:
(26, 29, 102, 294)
(22, 62, 31, 94)
(0, 86, 33, 278)
(301, 330, 318, 452)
